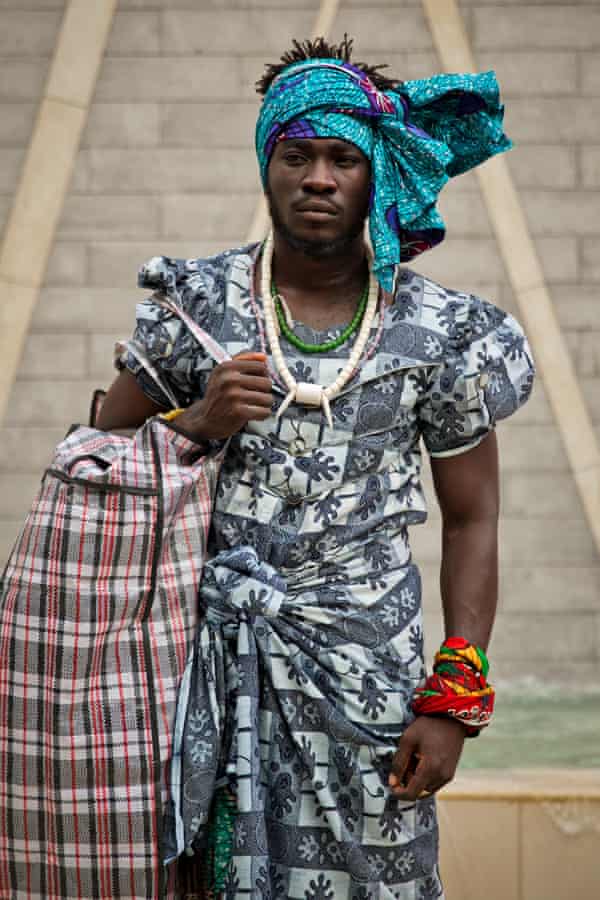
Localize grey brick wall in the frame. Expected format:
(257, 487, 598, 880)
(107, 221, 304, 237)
(1, 1, 598, 685)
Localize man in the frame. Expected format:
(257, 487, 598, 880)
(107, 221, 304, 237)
(98, 36, 534, 900)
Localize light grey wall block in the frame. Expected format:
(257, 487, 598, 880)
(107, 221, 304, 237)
(520, 190, 600, 235)
(330, 8, 431, 52)
(9, 379, 107, 427)
(160, 103, 261, 149)
(45, 243, 88, 286)
(581, 147, 600, 187)
(477, 51, 577, 96)
(58, 195, 162, 240)
(580, 50, 600, 94)
(0, 149, 25, 194)
(19, 333, 87, 379)
(106, 11, 161, 56)
(473, 6, 600, 50)
(162, 9, 315, 55)
(83, 104, 161, 148)
(161, 193, 256, 240)
(582, 238, 600, 281)
(82, 148, 260, 194)
(0, 60, 51, 101)
(0, 10, 62, 57)
(35, 287, 141, 332)
(0, 0, 65, 7)
(505, 98, 600, 142)
(96, 58, 245, 101)
(506, 146, 577, 189)
(0, 472, 44, 519)
(0, 427, 68, 471)
(0, 103, 37, 145)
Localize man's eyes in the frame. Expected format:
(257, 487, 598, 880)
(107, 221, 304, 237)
(283, 153, 308, 165)
(282, 154, 361, 167)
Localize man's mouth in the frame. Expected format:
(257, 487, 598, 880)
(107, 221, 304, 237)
(295, 202, 338, 216)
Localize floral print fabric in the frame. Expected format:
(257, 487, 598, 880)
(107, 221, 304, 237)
(121, 246, 535, 899)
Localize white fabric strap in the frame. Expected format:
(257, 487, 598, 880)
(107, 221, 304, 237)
(115, 339, 180, 409)
(153, 296, 231, 366)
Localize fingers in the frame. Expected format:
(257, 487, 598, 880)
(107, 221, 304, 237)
(214, 361, 272, 393)
(388, 717, 465, 802)
(389, 751, 453, 802)
(230, 351, 269, 375)
(208, 360, 273, 416)
(388, 735, 417, 794)
(223, 361, 271, 379)
(232, 374, 273, 395)
(393, 756, 443, 801)
(243, 404, 273, 421)
(237, 390, 274, 410)
(389, 732, 445, 802)
(391, 754, 432, 802)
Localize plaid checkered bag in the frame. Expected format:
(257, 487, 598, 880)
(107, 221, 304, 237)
(0, 300, 229, 899)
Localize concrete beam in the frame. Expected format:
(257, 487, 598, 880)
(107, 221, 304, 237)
(0, 0, 118, 426)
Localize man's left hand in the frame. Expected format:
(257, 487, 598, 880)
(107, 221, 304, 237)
(388, 716, 466, 801)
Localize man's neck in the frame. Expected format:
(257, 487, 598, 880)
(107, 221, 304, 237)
(270, 229, 367, 295)
(261, 230, 369, 329)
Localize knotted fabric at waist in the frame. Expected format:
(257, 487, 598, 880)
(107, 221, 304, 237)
(199, 546, 287, 630)
(165, 544, 424, 863)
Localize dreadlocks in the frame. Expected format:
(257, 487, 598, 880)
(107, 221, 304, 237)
(255, 35, 402, 96)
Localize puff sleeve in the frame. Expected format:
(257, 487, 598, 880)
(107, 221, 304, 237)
(417, 295, 535, 458)
(118, 255, 225, 409)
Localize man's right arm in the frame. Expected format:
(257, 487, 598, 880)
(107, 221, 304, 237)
(96, 353, 274, 441)
(95, 369, 166, 432)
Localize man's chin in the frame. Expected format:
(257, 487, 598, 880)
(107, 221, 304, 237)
(274, 223, 362, 259)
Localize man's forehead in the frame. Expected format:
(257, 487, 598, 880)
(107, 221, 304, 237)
(274, 136, 365, 155)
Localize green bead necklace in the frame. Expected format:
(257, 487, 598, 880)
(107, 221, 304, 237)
(271, 279, 369, 354)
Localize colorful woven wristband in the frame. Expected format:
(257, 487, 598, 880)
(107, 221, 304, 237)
(411, 637, 495, 735)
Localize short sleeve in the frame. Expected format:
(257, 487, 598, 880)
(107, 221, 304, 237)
(118, 255, 225, 409)
(418, 295, 535, 458)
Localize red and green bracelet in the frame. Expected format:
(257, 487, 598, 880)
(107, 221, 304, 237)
(411, 637, 495, 736)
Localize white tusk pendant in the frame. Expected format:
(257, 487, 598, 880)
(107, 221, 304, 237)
(276, 389, 296, 420)
(321, 394, 333, 429)
(295, 382, 323, 407)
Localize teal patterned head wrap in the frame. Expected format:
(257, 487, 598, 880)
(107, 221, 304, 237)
(255, 59, 512, 291)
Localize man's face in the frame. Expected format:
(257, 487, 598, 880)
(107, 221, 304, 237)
(266, 137, 371, 258)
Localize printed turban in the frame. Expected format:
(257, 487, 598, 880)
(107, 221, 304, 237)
(255, 59, 512, 292)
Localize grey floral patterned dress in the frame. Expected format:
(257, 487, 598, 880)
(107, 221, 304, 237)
(122, 244, 535, 900)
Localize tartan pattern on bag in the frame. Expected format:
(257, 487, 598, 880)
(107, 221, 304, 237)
(0, 418, 223, 899)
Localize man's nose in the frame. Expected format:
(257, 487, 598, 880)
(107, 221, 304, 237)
(302, 158, 336, 192)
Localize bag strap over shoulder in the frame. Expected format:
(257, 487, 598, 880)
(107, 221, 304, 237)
(154, 297, 231, 366)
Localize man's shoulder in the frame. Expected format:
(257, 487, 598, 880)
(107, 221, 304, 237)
(396, 268, 507, 336)
(395, 267, 472, 330)
(138, 243, 257, 294)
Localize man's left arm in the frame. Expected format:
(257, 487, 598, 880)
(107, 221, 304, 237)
(389, 431, 500, 800)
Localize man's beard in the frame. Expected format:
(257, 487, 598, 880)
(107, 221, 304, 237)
(266, 189, 366, 259)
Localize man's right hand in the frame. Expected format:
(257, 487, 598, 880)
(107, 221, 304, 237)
(174, 351, 273, 442)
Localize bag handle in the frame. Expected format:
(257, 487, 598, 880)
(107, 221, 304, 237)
(153, 296, 231, 366)
(113, 294, 232, 414)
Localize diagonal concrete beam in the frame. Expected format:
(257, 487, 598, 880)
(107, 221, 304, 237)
(422, 0, 600, 557)
(0, 0, 118, 428)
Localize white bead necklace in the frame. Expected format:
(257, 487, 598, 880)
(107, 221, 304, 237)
(260, 230, 379, 429)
